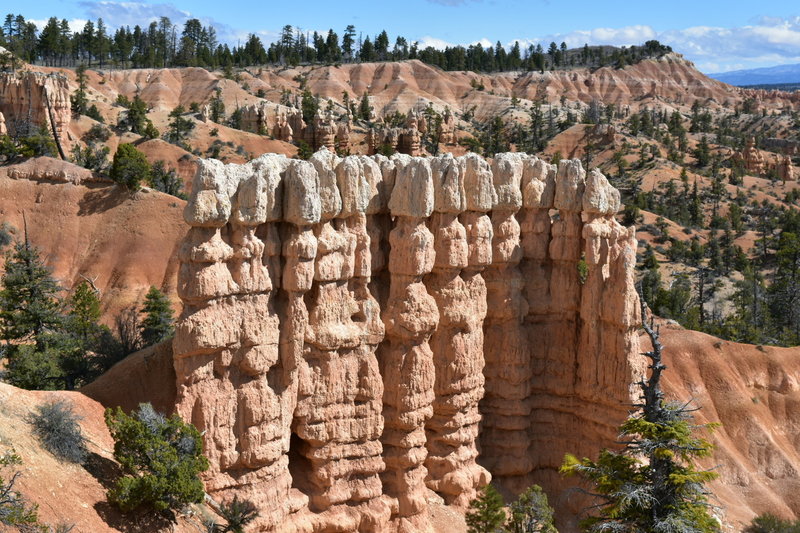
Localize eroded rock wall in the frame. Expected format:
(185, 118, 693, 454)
(0, 71, 70, 144)
(173, 149, 642, 532)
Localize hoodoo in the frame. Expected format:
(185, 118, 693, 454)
(172, 149, 641, 532)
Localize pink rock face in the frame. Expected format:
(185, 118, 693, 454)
(173, 149, 641, 532)
(0, 72, 70, 148)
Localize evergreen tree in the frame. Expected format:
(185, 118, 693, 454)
(139, 286, 174, 346)
(110, 143, 150, 191)
(209, 87, 225, 123)
(342, 25, 356, 61)
(60, 279, 120, 388)
(0, 238, 65, 389)
(0, 239, 62, 350)
(120, 95, 154, 135)
(561, 300, 720, 533)
(465, 484, 506, 533)
(105, 403, 209, 513)
(164, 105, 194, 145)
(359, 92, 372, 121)
(301, 89, 319, 124)
(694, 136, 710, 167)
(506, 485, 557, 533)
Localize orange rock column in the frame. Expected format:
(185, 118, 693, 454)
(479, 153, 530, 495)
(380, 156, 439, 532)
(292, 153, 390, 531)
(425, 153, 494, 507)
(174, 155, 300, 529)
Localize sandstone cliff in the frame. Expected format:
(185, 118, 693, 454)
(0, 157, 187, 321)
(172, 149, 641, 532)
(0, 71, 70, 151)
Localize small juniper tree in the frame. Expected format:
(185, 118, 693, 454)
(110, 143, 150, 191)
(0, 450, 41, 528)
(506, 485, 557, 533)
(561, 299, 720, 533)
(105, 403, 208, 514)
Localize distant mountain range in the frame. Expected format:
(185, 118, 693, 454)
(709, 62, 800, 87)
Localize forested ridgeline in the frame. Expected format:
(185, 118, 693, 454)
(1, 13, 672, 73)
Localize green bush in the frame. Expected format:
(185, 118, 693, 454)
(18, 127, 57, 158)
(83, 124, 111, 144)
(0, 450, 41, 528)
(744, 514, 800, 533)
(110, 143, 150, 190)
(30, 400, 87, 464)
(507, 485, 556, 533)
(105, 403, 209, 514)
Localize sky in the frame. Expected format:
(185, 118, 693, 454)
(18, 0, 800, 73)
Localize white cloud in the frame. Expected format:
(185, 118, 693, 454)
(78, 1, 192, 28)
(414, 17, 800, 73)
(416, 36, 455, 49)
(29, 18, 88, 33)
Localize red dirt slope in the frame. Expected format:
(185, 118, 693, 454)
(0, 157, 187, 321)
(654, 324, 800, 529)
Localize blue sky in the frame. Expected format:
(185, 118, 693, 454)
(19, 0, 800, 73)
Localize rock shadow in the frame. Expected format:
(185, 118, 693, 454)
(77, 186, 129, 216)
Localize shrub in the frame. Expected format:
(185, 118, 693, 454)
(85, 104, 104, 123)
(744, 514, 800, 533)
(0, 223, 12, 247)
(148, 161, 186, 199)
(83, 124, 111, 144)
(506, 485, 557, 533)
(105, 403, 209, 514)
(0, 134, 19, 161)
(0, 450, 41, 528)
(18, 127, 57, 158)
(110, 143, 150, 191)
(30, 400, 87, 464)
(296, 140, 313, 160)
(216, 496, 259, 533)
(71, 143, 110, 173)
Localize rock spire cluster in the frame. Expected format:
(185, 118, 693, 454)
(173, 149, 642, 532)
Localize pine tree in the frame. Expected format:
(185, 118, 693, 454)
(465, 484, 506, 533)
(165, 105, 194, 145)
(59, 279, 116, 388)
(0, 237, 66, 389)
(110, 143, 150, 191)
(359, 92, 372, 121)
(0, 239, 62, 350)
(561, 300, 720, 533)
(139, 286, 174, 347)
